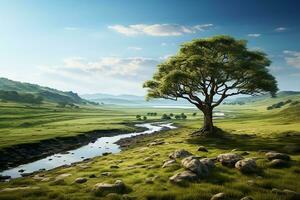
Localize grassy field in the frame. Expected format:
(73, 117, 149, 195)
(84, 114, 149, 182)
(0, 96, 300, 200)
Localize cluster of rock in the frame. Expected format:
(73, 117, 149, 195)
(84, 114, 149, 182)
(265, 152, 291, 168)
(165, 149, 215, 184)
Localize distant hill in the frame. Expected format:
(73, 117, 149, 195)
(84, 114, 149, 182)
(80, 93, 189, 106)
(0, 77, 91, 105)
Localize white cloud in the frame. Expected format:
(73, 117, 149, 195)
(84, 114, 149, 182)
(43, 57, 158, 78)
(283, 50, 300, 68)
(275, 27, 287, 32)
(247, 33, 261, 37)
(108, 23, 214, 36)
(127, 46, 142, 51)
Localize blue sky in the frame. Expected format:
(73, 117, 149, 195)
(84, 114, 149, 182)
(0, 0, 299, 95)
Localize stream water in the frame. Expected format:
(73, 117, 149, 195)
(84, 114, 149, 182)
(0, 122, 176, 179)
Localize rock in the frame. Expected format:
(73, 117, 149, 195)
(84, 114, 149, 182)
(283, 189, 300, 199)
(162, 159, 177, 168)
(147, 139, 165, 146)
(181, 156, 208, 176)
(33, 174, 45, 180)
(55, 173, 71, 180)
(101, 172, 112, 176)
(265, 152, 290, 161)
(122, 194, 137, 200)
(235, 158, 257, 173)
(18, 169, 25, 173)
(89, 174, 97, 178)
(144, 157, 153, 161)
(74, 177, 87, 184)
(152, 153, 160, 156)
(102, 152, 112, 156)
(231, 148, 238, 152)
(93, 180, 126, 196)
(240, 197, 253, 200)
(197, 146, 208, 152)
(0, 186, 40, 192)
(211, 192, 226, 200)
(269, 159, 289, 168)
(200, 158, 215, 169)
(169, 149, 193, 159)
(271, 188, 284, 194)
(217, 153, 243, 167)
(145, 178, 154, 184)
(110, 165, 119, 169)
(169, 170, 198, 184)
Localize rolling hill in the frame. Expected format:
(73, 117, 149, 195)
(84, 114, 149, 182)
(0, 77, 91, 105)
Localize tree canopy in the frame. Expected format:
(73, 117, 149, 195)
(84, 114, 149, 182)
(144, 35, 278, 134)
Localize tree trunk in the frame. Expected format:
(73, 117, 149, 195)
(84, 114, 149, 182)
(201, 107, 214, 135)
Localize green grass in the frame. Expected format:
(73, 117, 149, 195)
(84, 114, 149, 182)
(0, 96, 300, 200)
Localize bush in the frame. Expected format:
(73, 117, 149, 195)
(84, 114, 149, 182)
(161, 114, 171, 120)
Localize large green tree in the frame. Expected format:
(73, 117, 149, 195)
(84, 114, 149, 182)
(144, 35, 278, 135)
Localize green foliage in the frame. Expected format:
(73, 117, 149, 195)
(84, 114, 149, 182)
(144, 35, 278, 108)
(161, 114, 171, 120)
(267, 99, 293, 110)
(147, 112, 157, 116)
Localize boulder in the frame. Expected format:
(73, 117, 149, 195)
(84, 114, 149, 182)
(197, 146, 208, 152)
(169, 149, 193, 159)
(181, 156, 208, 176)
(269, 159, 289, 168)
(162, 159, 177, 168)
(169, 170, 198, 184)
(217, 153, 243, 167)
(200, 158, 215, 169)
(265, 152, 290, 161)
(93, 180, 126, 196)
(211, 192, 226, 200)
(74, 177, 87, 184)
(235, 158, 257, 173)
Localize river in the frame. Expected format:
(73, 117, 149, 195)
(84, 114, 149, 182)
(0, 122, 176, 179)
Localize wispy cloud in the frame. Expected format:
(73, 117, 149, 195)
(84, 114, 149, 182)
(275, 27, 287, 32)
(247, 33, 261, 37)
(108, 23, 214, 36)
(64, 27, 80, 31)
(283, 50, 300, 68)
(127, 46, 142, 51)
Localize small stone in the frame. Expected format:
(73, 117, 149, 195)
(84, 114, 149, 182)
(265, 152, 290, 161)
(101, 172, 112, 176)
(74, 177, 87, 184)
(145, 178, 154, 184)
(144, 157, 153, 161)
(235, 158, 258, 173)
(169, 149, 193, 159)
(169, 170, 198, 184)
(211, 192, 226, 200)
(18, 169, 25, 173)
(162, 159, 177, 168)
(240, 151, 250, 156)
(103, 152, 112, 156)
(93, 180, 126, 196)
(217, 153, 243, 167)
(197, 146, 208, 152)
(110, 165, 119, 169)
(269, 159, 289, 168)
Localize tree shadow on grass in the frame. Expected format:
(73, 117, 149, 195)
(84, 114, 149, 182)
(187, 128, 300, 154)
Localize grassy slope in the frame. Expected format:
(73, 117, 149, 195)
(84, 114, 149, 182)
(0, 95, 300, 200)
